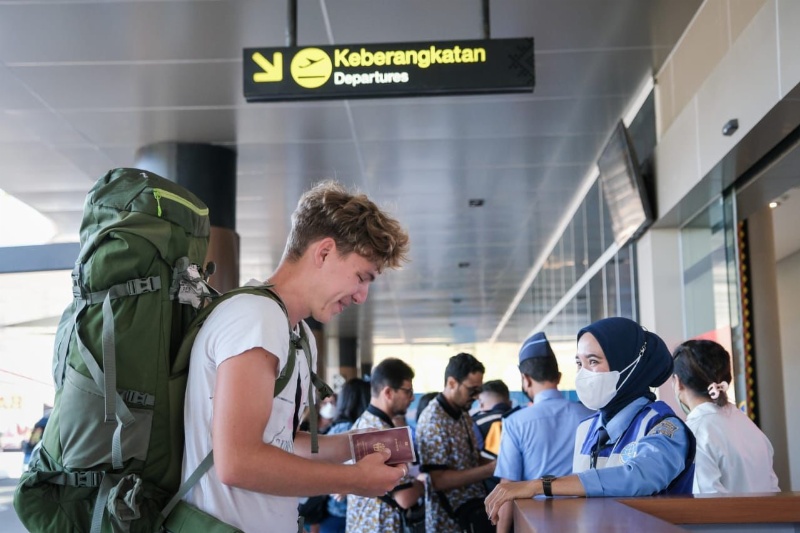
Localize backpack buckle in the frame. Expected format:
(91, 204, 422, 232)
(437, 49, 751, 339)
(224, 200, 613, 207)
(73, 471, 103, 487)
(121, 389, 155, 407)
(72, 264, 86, 299)
(127, 277, 157, 295)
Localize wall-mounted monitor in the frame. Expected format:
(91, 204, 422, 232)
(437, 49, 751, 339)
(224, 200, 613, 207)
(597, 120, 654, 246)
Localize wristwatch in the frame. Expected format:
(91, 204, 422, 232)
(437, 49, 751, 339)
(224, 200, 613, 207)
(541, 475, 556, 497)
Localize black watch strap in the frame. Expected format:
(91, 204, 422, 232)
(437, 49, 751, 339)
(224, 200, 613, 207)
(541, 475, 556, 497)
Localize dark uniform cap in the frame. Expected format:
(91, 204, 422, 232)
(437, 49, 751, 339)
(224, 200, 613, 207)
(519, 332, 556, 364)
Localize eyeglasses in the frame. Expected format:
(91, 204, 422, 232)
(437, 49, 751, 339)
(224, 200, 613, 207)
(395, 386, 414, 396)
(459, 382, 482, 397)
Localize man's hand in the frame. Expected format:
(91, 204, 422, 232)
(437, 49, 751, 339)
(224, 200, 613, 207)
(484, 480, 538, 525)
(349, 449, 406, 497)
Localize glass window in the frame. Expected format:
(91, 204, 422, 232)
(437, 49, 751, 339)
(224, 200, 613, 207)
(679, 196, 739, 406)
(0, 270, 69, 454)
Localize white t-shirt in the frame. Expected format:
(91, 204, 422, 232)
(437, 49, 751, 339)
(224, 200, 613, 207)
(181, 291, 317, 533)
(686, 402, 780, 494)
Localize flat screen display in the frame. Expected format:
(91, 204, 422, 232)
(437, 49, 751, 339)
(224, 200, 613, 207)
(597, 121, 653, 246)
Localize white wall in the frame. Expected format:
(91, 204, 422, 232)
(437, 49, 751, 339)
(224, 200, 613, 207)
(643, 0, 800, 489)
(637, 229, 684, 348)
(776, 248, 800, 491)
(637, 229, 686, 414)
(654, 0, 800, 219)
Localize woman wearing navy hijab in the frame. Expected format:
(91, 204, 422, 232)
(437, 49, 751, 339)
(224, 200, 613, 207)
(485, 317, 695, 523)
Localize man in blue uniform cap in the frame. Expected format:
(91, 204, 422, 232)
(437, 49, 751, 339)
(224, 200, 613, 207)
(492, 331, 594, 532)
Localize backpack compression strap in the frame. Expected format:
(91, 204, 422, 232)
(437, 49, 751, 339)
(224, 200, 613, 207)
(68, 263, 159, 469)
(66, 263, 164, 533)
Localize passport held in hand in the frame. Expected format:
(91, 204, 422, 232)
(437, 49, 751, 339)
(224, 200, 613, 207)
(349, 426, 416, 465)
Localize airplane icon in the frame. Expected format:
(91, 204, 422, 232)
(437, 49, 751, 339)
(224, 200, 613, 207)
(299, 56, 324, 68)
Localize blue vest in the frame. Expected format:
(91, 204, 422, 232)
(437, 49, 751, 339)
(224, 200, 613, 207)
(574, 401, 695, 495)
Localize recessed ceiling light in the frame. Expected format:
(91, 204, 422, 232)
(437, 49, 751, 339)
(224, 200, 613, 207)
(468, 199, 484, 207)
(769, 201, 779, 209)
(458, 262, 470, 268)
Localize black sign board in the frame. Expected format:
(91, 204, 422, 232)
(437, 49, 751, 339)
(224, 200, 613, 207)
(243, 38, 534, 102)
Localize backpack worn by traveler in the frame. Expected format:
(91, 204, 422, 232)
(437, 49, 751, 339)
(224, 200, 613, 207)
(14, 168, 331, 533)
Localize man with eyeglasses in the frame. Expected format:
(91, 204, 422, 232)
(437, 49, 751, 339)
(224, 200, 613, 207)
(417, 353, 497, 532)
(346, 358, 423, 532)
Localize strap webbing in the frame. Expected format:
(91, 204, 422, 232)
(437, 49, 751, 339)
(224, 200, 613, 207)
(436, 489, 459, 520)
(90, 474, 112, 533)
(101, 294, 117, 424)
(73, 305, 135, 433)
(75, 273, 161, 306)
(293, 327, 333, 454)
(157, 451, 215, 529)
(54, 308, 74, 389)
(43, 470, 105, 488)
(156, 285, 335, 525)
(72, 279, 140, 473)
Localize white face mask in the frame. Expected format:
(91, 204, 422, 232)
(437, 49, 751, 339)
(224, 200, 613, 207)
(673, 380, 691, 415)
(575, 342, 646, 410)
(575, 367, 620, 410)
(319, 402, 338, 420)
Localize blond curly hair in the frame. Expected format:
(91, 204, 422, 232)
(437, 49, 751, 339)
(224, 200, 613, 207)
(284, 180, 409, 272)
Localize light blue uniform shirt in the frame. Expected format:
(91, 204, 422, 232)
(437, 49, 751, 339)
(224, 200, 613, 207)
(575, 397, 694, 497)
(494, 389, 594, 481)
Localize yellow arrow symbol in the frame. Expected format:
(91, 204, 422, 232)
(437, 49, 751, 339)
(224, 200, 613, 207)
(252, 51, 283, 82)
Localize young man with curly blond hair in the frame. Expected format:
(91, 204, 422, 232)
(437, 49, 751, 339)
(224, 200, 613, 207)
(181, 181, 410, 533)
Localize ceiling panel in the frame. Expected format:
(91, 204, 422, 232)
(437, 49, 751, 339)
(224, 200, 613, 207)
(8, 62, 242, 110)
(6, 110, 94, 145)
(236, 103, 355, 143)
(493, 0, 701, 49)
(310, 0, 485, 44)
(52, 109, 238, 147)
(0, 66, 45, 110)
(348, 95, 629, 139)
(0, 1, 289, 63)
(0, 0, 703, 350)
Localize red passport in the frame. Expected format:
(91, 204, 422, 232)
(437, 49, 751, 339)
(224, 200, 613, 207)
(349, 426, 416, 465)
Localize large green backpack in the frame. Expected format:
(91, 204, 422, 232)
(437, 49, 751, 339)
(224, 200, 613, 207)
(13, 168, 330, 533)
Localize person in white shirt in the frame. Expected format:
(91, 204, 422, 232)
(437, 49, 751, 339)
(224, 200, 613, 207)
(672, 339, 780, 494)
(182, 180, 411, 533)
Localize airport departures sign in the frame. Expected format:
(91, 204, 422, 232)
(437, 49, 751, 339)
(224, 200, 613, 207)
(243, 38, 534, 102)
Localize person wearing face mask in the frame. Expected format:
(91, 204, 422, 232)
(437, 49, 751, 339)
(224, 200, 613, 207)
(491, 332, 594, 533)
(319, 396, 339, 424)
(485, 317, 695, 524)
(672, 339, 779, 494)
(318, 395, 338, 435)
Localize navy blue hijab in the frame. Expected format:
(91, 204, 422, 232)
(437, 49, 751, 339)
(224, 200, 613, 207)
(577, 317, 673, 422)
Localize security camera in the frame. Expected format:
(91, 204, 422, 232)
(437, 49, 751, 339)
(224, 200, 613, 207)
(722, 119, 739, 136)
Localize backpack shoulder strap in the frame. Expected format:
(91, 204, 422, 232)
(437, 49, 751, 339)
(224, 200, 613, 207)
(161, 285, 335, 525)
(290, 321, 333, 453)
(176, 284, 299, 394)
